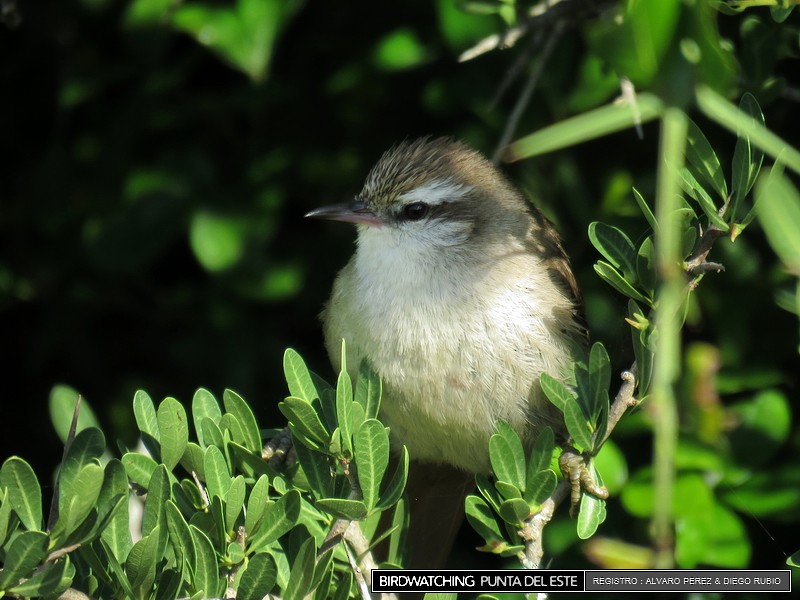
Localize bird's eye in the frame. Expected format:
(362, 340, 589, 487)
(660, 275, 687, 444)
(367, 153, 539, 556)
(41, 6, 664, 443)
(403, 202, 429, 221)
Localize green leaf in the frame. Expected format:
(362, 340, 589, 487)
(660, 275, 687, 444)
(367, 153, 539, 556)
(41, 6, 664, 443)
(57, 463, 104, 540)
(225, 475, 246, 532)
(636, 237, 657, 295)
(223, 389, 262, 452)
(244, 475, 271, 534)
(203, 445, 231, 500)
(686, 119, 728, 201)
(576, 463, 606, 539)
(375, 446, 409, 511)
(192, 388, 222, 447)
(539, 373, 575, 412)
(354, 419, 390, 511)
(678, 167, 730, 230)
(280, 396, 330, 448)
(316, 498, 368, 520)
(524, 470, 557, 508)
(133, 389, 160, 442)
(594, 260, 652, 305)
(201, 417, 224, 448)
(588, 222, 638, 280)
(588, 342, 611, 421)
(354, 360, 382, 419)
(60, 427, 105, 490)
(632, 188, 658, 232)
(180, 442, 206, 480)
(99, 460, 131, 562)
(564, 398, 593, 451)
(0, 488, 13, 546)
(293, 439, 334, 498)
(0, 457, 42, 531)
(189, 211, 246, 271)
(0, 530, 49, 588)
(190, 525, 223, 597)
(731, 92, 765, 220)
(498, 498, 530, 526)
(336, 369, 354, 456)
(505, 94, 663, 160)
(488, 421, 526, 493)
(7, 556, 74, 598)
(697, 85, 800, 177)
(527, 426, 555, 478)
(157, 397, 189, 471)
(48, 385, 101, 444)
(756, 166, 800, 275)
(729, 389, 791, 468)
(238, 553, 277, 600)
(284, 348, 319, 402)
(165, 501, 196, 576)
(125, 529, 162, 593)
(248, 490, 301, 550)
(465, 495, 505, 549)
(284, 536, 316, 600)
(122, 452, 159, 489)
(142, 465, 170, 536)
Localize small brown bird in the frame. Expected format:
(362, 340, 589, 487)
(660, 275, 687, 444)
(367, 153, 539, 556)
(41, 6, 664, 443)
(307, 137, 586, 567)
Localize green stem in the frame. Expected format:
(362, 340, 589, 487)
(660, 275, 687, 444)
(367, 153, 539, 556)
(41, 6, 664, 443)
(651, 107, 688, 568)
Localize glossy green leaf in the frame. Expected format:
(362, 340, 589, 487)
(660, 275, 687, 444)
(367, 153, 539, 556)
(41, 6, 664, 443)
(97, 460, 131, 562)
(180, 442, 206, 479)
(354, 419, 390, 511)
(192, 388, 222, 447)
(464, 495, 505, 548)
(142, 464, 170, 537)
(564, 397, 592, 451)
(756, 166, 800, 274)
(203, 445, 231, 500)
(223, 389, 261, 452)
(238, 552, 277, 600)
(686, 119, 728, 201)
(588, 342, 611, 421)
(0, 488, 13, 546)
(284, 348, 319, 402)
(157, 397, 189, 471)
(7, 555, 74, 598)
(539, 373, 575, 412)
(201, 417, 224, 449)
(632, 188, 658, 232)
(0, 457, 42, 531)
(165, 501, 196, 575)
(697, 85, 800, 177)
(190, 525, 223, 597)
(505, 93, 663, 160)
(498, 497, 530, 526)
(375, 446, 409, 511)
(636, 237, 657, 295)
(576, 463, 606, 539)
(0, 530, 49, 588)
(678, 166, 729, 230)
(354, 360, 382, 419)
(527, 426, 554, 478)
(588, 222, 638, 280)
(58, 463, 104, 539)
(48, 385, 101, 444)
(225, 475, 246, 532)
(594, 260, 652, 305)
(248, 490, 301, 550)
(244, 475, 271, 534)
(284, 536, 316, 600)
(60, 427, 105, 491)
(125, 527, 162, 593)
(280, 396, 330, 448)
(121, 452, 159, 489)
(133, 389, 160, 442)
(524, 470, 557, 508)
(488, 421, 526, 493)
(731, 92, 765, 219)
(315, 498, 368, 520)
(293, 438, 333, 498)
(336, 369, 354, 456)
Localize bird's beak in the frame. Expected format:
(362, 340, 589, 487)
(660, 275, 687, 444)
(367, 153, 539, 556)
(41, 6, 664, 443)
(304, 201, 383, 227)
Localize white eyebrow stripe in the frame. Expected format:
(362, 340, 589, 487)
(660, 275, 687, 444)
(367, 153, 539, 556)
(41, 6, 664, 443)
(398, 178, 473, 206)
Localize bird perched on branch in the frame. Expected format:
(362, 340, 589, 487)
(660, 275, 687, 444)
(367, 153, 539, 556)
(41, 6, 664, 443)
(307, 137, 588, 567)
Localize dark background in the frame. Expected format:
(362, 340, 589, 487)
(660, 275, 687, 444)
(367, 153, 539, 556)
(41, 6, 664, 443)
(2, 0, 799, 575)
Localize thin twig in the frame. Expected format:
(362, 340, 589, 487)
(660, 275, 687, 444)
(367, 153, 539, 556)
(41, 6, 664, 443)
(493, 21, 565, 163)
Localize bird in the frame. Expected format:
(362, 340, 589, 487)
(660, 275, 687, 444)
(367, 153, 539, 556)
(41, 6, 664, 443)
(306, 137, 587, 568)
